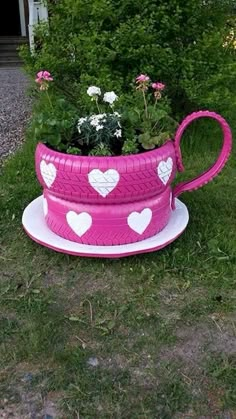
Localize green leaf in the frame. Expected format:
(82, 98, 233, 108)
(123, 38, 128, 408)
(138, 132, 151, 142)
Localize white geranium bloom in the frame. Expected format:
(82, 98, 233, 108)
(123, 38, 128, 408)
(114, 129, 122, 138)
(103, 91, 118, 105)
(87, 86, 101, 97)
(114, 111, 121, 117)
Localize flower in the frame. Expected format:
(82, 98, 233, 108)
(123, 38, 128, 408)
(96, 125, 104, 131)
(152, 82, 165, 91)
(103, 91, 118, 105)
(35, 70, 53, 83)
(78, 117, 87, 125)
(90, 118, 99, 127)
(77, 117, 88, 133)
(87, 86, 101, 97)
(114, 129, 122, 138)
(136, 74, 150, 83)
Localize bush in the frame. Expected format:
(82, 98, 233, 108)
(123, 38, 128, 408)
(21, 0, 236, 118)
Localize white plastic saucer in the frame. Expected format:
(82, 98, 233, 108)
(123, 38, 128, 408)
(22, 196, 189, 258)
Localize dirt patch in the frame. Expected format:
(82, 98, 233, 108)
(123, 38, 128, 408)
(174, 410, 236, 419)
(159, 318, 236, 368)
(0, 394, 61, 419)
(0, 363, 63, 418)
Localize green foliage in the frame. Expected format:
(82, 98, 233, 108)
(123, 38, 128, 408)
(89, 143, 113, 156)
(31, 90, 78, 151)
(20, 0, 236, 118)
(122, 137, 139, 155)
(66, 146, 81, 155)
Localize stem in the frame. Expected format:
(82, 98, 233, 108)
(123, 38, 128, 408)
(95, 97, 101, 113)
(142, 89, 148, 119)
(46, 90, 53, 111)
(151, 121, 159, 133)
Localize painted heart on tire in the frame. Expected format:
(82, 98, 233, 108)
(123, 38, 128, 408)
(40, 160, 57, 188)
(127, 208, 152, 234)
(157, 158, 173, 185)
(88, 169, 120, 197)
(66, 211, 92, 237)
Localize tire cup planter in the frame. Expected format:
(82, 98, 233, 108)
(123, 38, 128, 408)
(22, 111, 232, 257)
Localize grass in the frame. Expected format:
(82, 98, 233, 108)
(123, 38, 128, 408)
(0, 119, 236, 418)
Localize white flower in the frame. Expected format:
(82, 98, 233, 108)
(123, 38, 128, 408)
(96, 125, 104, 131)
(103, 91, 118, 105)
(87, 86, 101, 97)
(90, 118, 99, 127)
(77, 117, 87, 133)
(96, 113, 106, 119)
(78, 117, 87, 125)
(114, 129, 122, 138)
(114, 111, 121, 117)
(89, 114, 107, 127)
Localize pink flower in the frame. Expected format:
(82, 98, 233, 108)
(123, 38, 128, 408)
(35, 70, 53, 84)
(152, 82, 165, 91)
(136, 74, 150, 83)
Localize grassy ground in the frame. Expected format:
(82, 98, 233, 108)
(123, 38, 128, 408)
(0, 120, 236, 418)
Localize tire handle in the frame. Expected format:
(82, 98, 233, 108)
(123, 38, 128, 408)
(173, 111, 232, 202)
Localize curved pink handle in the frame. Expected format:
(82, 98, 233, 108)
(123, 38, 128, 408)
(173, 110, 232, 200)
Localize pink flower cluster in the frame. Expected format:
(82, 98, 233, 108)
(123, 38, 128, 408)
(136, 74, 165, 91)
(152, 82, 165, 91)
(136, 74, 150, 83)
(35, 70, 53, 83)
(35, 71, 53, 90)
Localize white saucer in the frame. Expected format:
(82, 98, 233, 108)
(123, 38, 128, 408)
(22, 196, 189, 258)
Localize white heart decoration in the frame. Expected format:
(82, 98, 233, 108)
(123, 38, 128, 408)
(40, 160, 57, 188)
(43, 197, 48, 217)
(127, 208, 152, 235)
(66, 211, 92, 237)
(88, 169, 120, 197)
(157, 157, 173, 185)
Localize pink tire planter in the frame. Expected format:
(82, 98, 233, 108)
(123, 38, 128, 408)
(34, 111, 232, 248)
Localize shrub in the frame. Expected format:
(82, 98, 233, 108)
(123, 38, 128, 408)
(21, 0, 236, 118)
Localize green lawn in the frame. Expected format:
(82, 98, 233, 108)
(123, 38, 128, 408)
(0, 122, 236, 418)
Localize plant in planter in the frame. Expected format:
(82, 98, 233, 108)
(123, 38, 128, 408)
(33, 71, 178, 157)
(23, 70, 232, 256)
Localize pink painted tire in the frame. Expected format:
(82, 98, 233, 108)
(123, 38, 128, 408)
(36, 142, 176, 204)
(43, 188, 172, 245)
